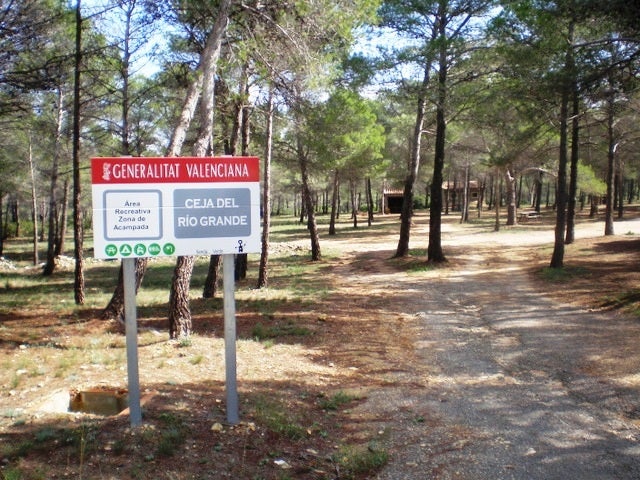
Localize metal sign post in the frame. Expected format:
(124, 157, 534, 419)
(123, 258, 142, 427)
(223, 254, 239, 424)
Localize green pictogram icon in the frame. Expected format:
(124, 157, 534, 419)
(134, 244, 147, 256)
(119, 244, 133, 256)
(105, 244, 118, 257)
(148, 243, 161, 256)
(162, 243, 176, 255)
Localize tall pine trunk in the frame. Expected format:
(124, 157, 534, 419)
(604, 94, 616, 235)
(366, 177, 374, 226)
(395, 68, 428, 258)
(257, 87, 274, 288)
(72, 0, 84, 305)
(102, 259, 148, 322)
(460, 165, 470, 224)
(494, 171, 501, 232)
(616, 161, 624, 219)
(550, 22, 574, 268)
(329, 169, 339, 236)
(203, 255, 222, 298)
(565, 86, 580, 244)
(55, 179, 69, 256)
(28, 139, 38, 266)
(169, 0, 231, 338)
(0, 190, 4, 256)
(505, 169, 516, 226)
(350, 180, 358, 229)
(427, 6, 448, 264)
(44, 88, 65, 275)
(298, 135, 321, 261)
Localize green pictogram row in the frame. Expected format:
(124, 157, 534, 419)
(104, 242, 176, 257)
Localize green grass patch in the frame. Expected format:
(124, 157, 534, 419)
(1, 466, 27, 480)
(318, 391, 360, 411)
(189, 354, 204, 365)
(2, 423, 99, 463)
(251, 321, 312, 341)
(253, 396, 307, 440)
(538, 266, 589, 282)
(600, 289, 640, 313)
(333, 443, 389, 479)
(154, 412, 189, 457)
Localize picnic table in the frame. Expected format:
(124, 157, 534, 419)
(518, 211, 541, 222)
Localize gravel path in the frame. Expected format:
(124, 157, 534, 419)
(348, 219, 640, 479)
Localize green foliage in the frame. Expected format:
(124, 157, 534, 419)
(253, 396, 307, 440)
(318, 391, 359, 411)
(2, 467, 24, 480)
(306, 88, 386, 178)
(333, 443, 389, 479)
(600, 289, 640, 315)
(251, 321, 312, 341)
(538, 266, 588, 282)
(155, 413, 188, 457)
(577, 160, 606, 195)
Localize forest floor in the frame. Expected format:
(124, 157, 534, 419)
(1, 208, 640, 479)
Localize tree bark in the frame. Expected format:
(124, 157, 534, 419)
(44, 88, 65, 275)
(102, 258, 148, 321)
(460, 165, 470, 224)
(55, 179, 69, 256)
(534, 171, 543, 212)
(202, 255, 221, 298)
(550, 89, 569, 267)
(257, 87, 274, 288)
(169, 0, 231, 338)
(565, 82, 580, 244)
(0, 190, 4, 256)
(234, 254, 247, 281)
(604, 91, 615, 236)
(350, 179, 358, 229)
(366, 177, 374, 226)
(494, 172, 501, 232)
(616, 160, 624, 219)
(329, 169, 339, 236)
(169, 256, 195, 339)
(28, 139, 38, 266)
(427, 7, 448, 264)
(505, 169, 516, 226)
(72, 0, 84, 305)
(303, 183, 321, 261)
(550, 22, 574, 268)
(298, 136, 321, 261)
(395, 65, 429, 257)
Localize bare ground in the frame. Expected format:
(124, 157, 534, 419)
(1, 210, 640, 479)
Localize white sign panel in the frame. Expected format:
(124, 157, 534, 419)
(91, 157, 261, 259)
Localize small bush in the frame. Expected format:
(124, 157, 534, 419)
(333, 444, 389, 479)
(318, 391, 359, 411)
(253, 397, 306, 440)
(252, 321, 311, 341)
(155, 413, 188, 457)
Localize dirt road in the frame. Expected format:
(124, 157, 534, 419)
(332, 218, 640, 479)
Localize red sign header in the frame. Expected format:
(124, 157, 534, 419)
(91, 156, 260, 184)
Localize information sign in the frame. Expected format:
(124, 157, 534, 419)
(91, 156, 260, 259)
